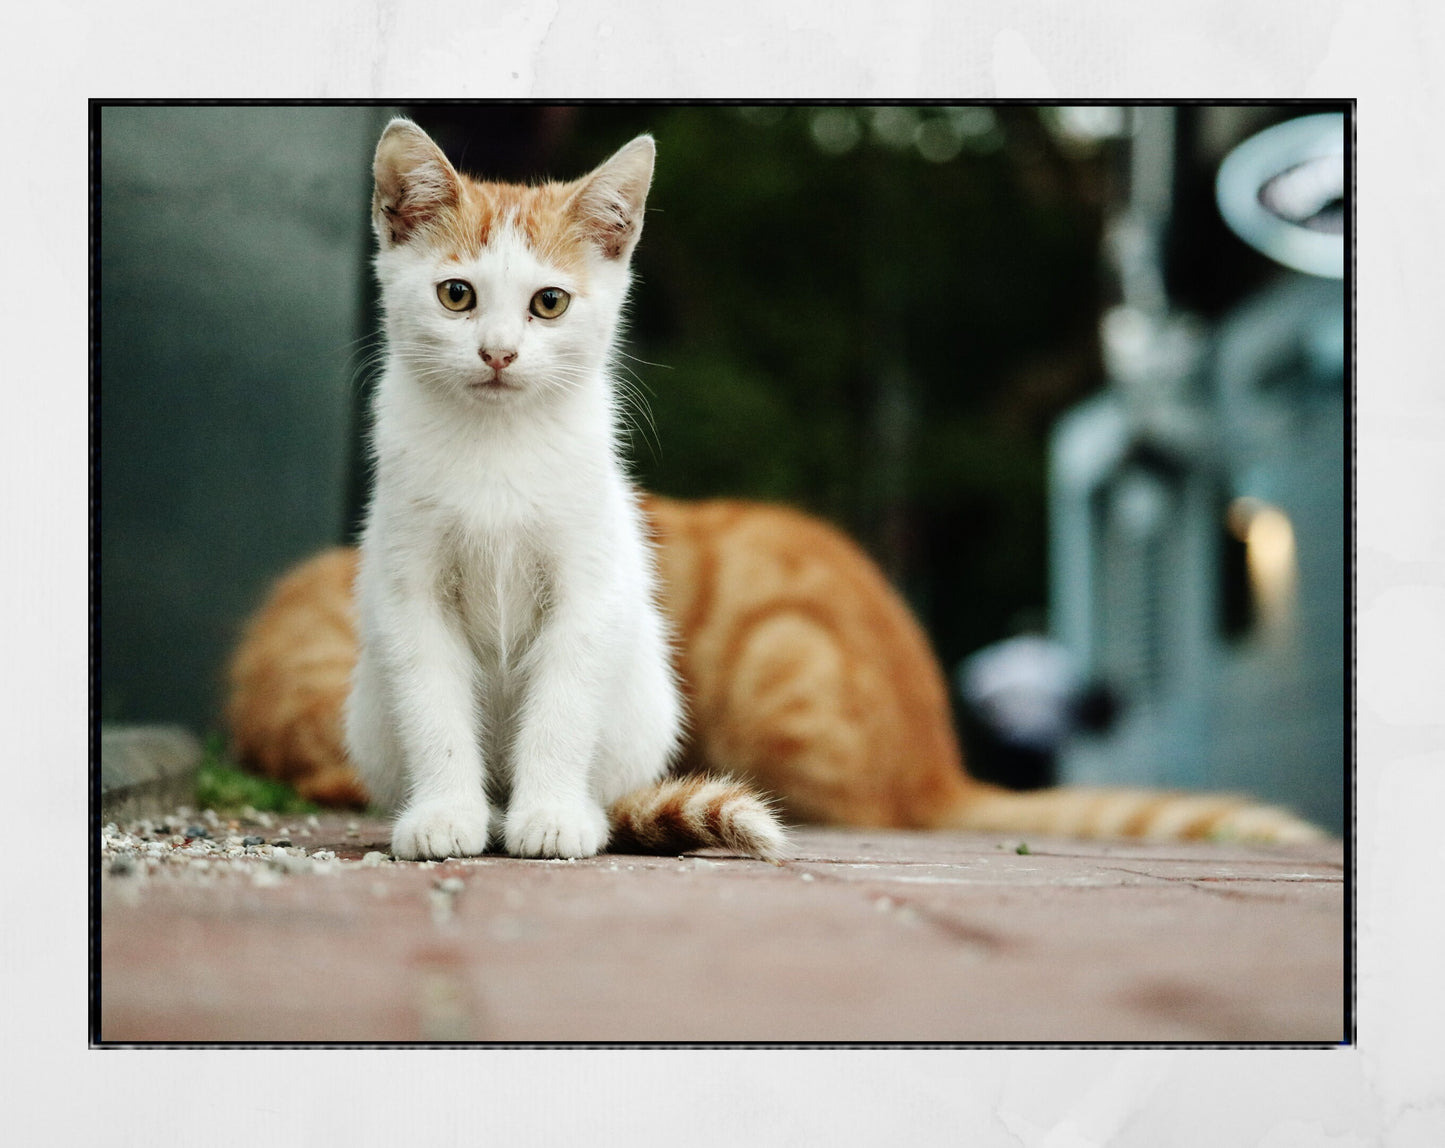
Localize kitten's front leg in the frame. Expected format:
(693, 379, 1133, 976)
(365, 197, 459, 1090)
(503, 603, 614, 859)
(353, 568, 492, 861)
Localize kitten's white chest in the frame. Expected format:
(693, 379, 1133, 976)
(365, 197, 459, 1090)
(445, 531, 550, 671)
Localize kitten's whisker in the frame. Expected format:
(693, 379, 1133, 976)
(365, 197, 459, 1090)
(610, 373, 662, 461)
(616, 349, 674, 372)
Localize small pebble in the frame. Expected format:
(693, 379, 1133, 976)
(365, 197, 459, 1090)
(272, 838, 293, 848)
(273, 853, 313, 876)
(185, 825, 209, 839)
(361, 851, 389, 867)
(242, 836, 265, 846)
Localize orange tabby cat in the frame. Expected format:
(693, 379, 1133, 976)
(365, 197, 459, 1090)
(227, 493, 1326, 844)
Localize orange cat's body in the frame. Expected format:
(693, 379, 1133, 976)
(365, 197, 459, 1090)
(226, 544, 366, 807)
(646, 496, 970, 828)
(228, 495, 1325, 844)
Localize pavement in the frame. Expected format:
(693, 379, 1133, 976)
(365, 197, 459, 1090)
(97, 810, 1346, 1044)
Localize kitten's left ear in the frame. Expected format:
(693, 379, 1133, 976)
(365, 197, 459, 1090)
(568, 135, 655, 261)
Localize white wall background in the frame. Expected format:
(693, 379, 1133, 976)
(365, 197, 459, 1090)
(7, 1, 1440, 1143)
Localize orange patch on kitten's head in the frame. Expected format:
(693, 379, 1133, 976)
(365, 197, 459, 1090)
(437, 176, 597, 281)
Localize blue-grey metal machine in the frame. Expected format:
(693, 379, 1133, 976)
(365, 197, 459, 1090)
(1049, 110, 1345, 832)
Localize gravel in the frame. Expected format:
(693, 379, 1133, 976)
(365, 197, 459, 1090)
(98, 809, 395, 891)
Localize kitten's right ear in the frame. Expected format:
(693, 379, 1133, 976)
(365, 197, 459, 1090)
(372, 119, 462, 247)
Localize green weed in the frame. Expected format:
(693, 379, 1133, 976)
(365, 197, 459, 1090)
(194, 734, 319, 815)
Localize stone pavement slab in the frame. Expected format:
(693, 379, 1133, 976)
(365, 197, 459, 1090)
(99, 726, 202, 820)
(97, 813, 1346, 1044)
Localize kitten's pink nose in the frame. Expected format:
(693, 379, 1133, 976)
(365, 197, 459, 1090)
(480, 347, 518, 370)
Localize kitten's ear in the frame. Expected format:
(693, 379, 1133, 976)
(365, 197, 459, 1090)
(372, 118, 462, 247)
(568, 135, 655, 261)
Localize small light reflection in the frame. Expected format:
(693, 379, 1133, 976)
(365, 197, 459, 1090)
(1228, 497, 1298, 641)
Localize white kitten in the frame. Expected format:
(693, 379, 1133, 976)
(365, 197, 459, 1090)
(344, 120, 686, 860)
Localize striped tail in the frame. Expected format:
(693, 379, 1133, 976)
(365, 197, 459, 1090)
(945, 783, 1328, 844)
(608, 776, 790, 861)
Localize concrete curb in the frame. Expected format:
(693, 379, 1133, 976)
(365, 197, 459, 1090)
(100, 725, 203, 820)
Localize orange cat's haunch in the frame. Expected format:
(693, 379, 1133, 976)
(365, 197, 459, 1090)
(227, 495, 1326, 845)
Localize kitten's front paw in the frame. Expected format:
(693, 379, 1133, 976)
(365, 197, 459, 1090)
(391, 798, 492, 860)
(504, 800, 609, 859)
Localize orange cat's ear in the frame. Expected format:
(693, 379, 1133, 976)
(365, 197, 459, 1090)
(372, 119, 462, 248)
(567, 135, 655, 261)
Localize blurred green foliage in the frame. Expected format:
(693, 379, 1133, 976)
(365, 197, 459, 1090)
(195, 734, 318, 814)
(542, 106, 1110, 667)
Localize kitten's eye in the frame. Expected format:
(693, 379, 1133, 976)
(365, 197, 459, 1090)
(437, 279, 475, 312)
(529, 287, 571, 319)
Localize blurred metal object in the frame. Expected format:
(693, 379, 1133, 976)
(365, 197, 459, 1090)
(1215, 113, 1345, 278)
(1050, 106, 1345, 833)
(1105, 107, 1176, 318)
